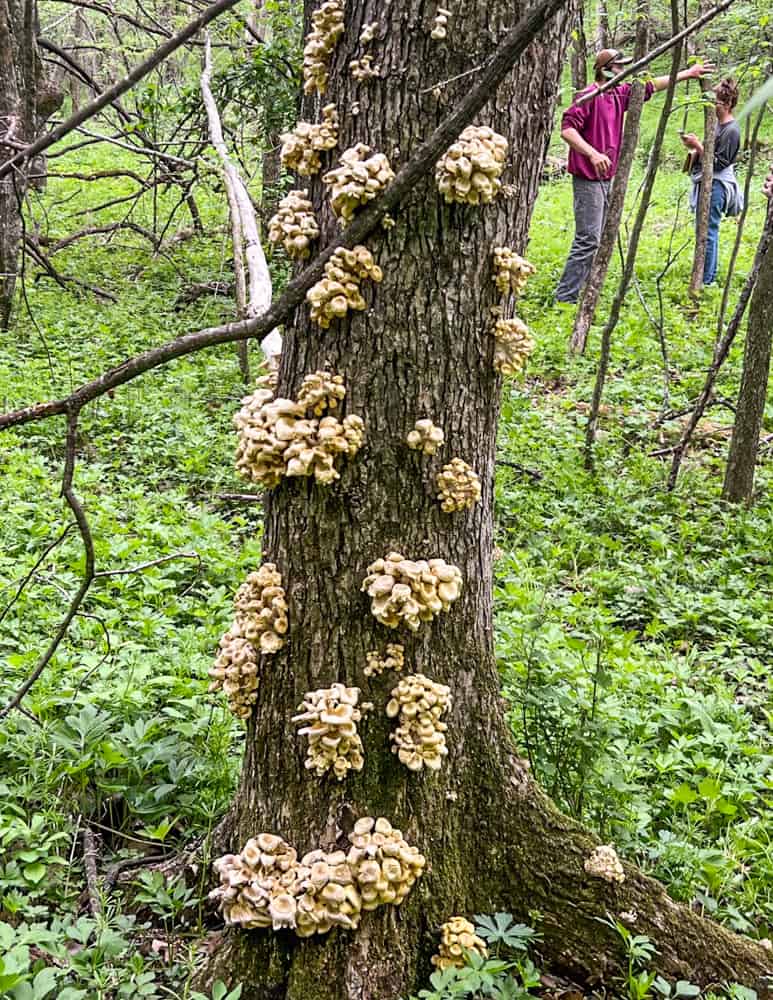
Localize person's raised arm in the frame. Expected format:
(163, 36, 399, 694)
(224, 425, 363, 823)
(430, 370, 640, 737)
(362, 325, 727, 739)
(651, 61, 715, 92)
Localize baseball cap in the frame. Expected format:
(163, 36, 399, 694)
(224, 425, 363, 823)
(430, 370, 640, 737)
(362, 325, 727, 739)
(594, 48, 634, 73)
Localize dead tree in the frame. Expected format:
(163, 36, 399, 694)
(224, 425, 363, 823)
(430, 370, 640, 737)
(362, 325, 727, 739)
(201, 32, 273, 380)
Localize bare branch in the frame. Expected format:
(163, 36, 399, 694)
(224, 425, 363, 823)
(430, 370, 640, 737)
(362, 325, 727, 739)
(575, 0, 735, 106)
(37, 36, 134, 124)
(0, 524, 75, 627)
(24, 237, 119, 300)
(0, 413, 96, 719)
(34, 222, 158, 253)
(94, 550, 201, 579)
(0, 0, 570, 433)
(0, 0, 243, 180)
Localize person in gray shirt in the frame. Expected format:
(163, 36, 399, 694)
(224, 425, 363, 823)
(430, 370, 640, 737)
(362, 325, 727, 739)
(681, 78, 742, 285)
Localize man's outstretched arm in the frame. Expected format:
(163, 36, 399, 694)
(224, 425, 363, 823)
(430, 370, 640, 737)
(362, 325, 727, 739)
(651, 61, 715, 91)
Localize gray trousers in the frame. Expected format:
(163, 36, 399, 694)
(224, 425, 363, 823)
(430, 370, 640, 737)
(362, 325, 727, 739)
(554, 176, 610, 304)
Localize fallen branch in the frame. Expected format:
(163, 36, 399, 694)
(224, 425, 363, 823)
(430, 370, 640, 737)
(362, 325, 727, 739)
(82, 827, 102, 916)
(34, 221, 158, 253)
(94, 550, 201, 579)
(0, 524, 75, 628)
(201, 32, 272, 376)
(24, 238, 118, 301)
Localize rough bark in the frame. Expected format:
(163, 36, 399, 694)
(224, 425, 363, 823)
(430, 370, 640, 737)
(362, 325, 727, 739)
(722, 198, 773, 503)
(570, 0, 648, 354)
(595, 0, 609, 48)
(0, 0, 34, 329)
(194, 2, 772, 997)
(570, 4, 588, 93)
(0, 0, 62, 325)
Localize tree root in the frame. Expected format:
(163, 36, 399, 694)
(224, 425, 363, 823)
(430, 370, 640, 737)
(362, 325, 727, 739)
(191, 754, 773, 1000)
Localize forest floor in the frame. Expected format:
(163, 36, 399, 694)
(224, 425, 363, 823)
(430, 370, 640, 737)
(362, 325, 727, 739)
(0, 121, 771, 998)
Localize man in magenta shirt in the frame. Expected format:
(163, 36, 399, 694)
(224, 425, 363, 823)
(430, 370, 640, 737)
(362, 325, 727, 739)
(555, 49, 714, 304)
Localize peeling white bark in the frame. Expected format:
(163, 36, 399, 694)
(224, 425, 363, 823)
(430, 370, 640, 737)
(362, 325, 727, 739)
(201, 34, 277, 366)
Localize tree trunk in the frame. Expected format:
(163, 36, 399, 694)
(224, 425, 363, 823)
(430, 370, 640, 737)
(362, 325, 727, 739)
(595, 0, 609, 49)
(0, 0, 60, 328)
(570, 0, 648, 354)
(722, 199, 773, 503)
(688, 88, 716, 298)
(0, 0, 33, 329)
(570, 4, 588, 92)
(198, 1, 773, 997)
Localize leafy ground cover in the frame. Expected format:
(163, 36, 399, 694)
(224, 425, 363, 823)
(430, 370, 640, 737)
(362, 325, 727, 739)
(1, 106, 771, 995)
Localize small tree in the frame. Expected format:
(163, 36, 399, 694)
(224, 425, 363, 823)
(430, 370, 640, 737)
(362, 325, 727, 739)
(722, 198, 773, 502)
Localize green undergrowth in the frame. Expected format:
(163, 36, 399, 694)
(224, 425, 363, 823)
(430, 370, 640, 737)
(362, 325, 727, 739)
(0, 110, 771, 997)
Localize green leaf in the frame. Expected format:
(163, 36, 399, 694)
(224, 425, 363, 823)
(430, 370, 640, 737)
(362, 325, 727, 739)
(670, 783, 697, 806)
(22, 863, 46, 884)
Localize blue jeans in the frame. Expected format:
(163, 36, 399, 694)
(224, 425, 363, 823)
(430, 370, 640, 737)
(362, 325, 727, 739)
(703, 181, 727, 286)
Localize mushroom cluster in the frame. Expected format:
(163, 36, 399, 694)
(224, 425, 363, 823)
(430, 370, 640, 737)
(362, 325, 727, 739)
(347, 816, 426, 909)
(208, 627, 259, 719)
(362, 552, 463, 630)
(297, 370, 346, 416)
(292, 683, 369, 780)
(431, 6, 452, 39)
(280, 105, 339, 176)
(210, 817, 425, 937)
(323, 145, 395, 224)
(493, 317, 534, 376)
(302, 0, 345, 95)
(211, 834, 303, 930)
(307, 245, 383, 328)
(233, 563, 289, 655)
(435, 126, 508, 205)
(584, 844, 625, 884)
(406, 418, 444, 455)
(359, 21, 377, 44)
(234, 376, 364, 488)
(349, 54, 379, 81)
(386, 673, 451, 772)
(493, 246, 536, 296)
(364, 643, 405, 678)
(268, 190, 320, 260)
(436, 458, 481, 513)
(432, 917, 488, 970)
